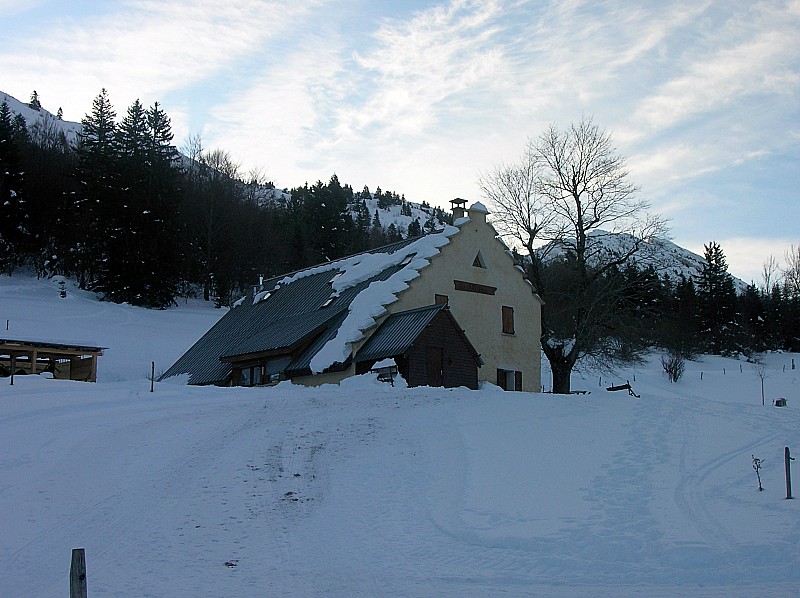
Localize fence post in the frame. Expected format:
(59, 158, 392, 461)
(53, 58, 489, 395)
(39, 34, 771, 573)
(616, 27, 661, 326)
(786, 447, 794, 500)
(70, 548, 87, 598)
(150, 361, 155, 393)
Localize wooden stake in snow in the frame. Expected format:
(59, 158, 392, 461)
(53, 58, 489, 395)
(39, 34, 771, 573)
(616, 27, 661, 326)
(753, 455, 764, 491)
(786, 447, 794, 500)
(150, 361, 155, 393)
(70, 548, 87, 598)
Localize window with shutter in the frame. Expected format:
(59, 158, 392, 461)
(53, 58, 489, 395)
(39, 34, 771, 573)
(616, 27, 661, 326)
(502, 306, 515, 334)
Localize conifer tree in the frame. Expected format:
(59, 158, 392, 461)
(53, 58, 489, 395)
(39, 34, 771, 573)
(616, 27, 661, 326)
(28, 90, 42, 111)
(94, 99, 182, 307)
(73, 88, 118, 288)
(696, 241, 739, 354)
(407, 217, 421, 238)
(0, 101, 29, 272)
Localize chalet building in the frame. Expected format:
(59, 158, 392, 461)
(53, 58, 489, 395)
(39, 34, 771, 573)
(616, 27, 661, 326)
(161, 200, 543, 391)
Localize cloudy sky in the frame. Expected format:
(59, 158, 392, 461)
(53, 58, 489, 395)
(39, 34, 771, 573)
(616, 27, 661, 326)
(1, 0, 798, 282)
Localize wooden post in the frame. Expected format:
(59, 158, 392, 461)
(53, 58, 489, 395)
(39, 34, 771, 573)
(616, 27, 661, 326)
(150, 361, 155, 393)
(786, 447, 794, 500)
(70, 548, 87, 598)
(10, 354, 15, 385)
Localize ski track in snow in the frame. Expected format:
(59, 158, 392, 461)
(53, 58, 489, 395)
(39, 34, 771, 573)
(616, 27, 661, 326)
(4, 274, 800, 596)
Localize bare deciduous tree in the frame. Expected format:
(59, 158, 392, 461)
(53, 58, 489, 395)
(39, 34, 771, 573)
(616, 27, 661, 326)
(783, 245, 800, 298)
(479, 117, 667, 393)
(762, 254, 780, 292)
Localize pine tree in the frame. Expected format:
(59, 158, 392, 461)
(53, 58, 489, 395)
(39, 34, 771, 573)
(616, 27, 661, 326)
(95, 99, 183, 307)
(28, 90, 42, 111)
(407, 217, 421, 238)
(56, 107, 63, 120)
(73, 88, 118, 288)
(369, 210, 385, 247)
(0, 101, 29, 272)
(696, 242, 739, 354)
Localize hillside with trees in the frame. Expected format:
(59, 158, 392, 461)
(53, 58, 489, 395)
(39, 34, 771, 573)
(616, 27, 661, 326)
(2, 90, 799, 363)
(0, 90, 447, 308)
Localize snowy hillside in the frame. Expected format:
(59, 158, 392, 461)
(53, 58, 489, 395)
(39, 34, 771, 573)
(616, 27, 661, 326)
(2, 273, 800, 597)
(541, 230, 750, 292)
(1, 90, 81, 144)
(361, 194, 446, 234)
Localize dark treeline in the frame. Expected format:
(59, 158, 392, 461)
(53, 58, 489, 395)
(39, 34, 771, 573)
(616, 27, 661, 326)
(538, 240, 800, 359)
(0, 90, 446, 308)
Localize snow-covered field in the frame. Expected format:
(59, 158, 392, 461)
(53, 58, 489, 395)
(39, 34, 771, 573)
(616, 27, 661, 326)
(2, 275, 800, 597)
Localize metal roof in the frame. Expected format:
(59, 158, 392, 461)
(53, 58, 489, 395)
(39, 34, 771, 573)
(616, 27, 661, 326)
(354, 304, 447, 363)
(159, 240, 420, 385)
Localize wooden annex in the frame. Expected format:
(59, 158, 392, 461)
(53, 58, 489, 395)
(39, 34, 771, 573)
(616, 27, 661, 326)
(0, 338, 104, 382)
(354, 304, 482, 389)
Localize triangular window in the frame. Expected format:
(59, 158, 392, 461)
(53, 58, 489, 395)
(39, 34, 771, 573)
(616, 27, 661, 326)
(473, 251, 486, 269)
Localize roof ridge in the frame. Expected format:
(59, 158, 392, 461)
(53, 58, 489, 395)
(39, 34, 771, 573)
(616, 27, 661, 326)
(258, 234, 437, 287)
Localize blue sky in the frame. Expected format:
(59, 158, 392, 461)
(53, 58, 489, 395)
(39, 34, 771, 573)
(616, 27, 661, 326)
(1, 0, 798, 283)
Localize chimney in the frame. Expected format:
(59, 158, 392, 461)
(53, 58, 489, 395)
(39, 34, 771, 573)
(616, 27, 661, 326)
(450, 197, 467, 220)
(467, 201, 489, 224)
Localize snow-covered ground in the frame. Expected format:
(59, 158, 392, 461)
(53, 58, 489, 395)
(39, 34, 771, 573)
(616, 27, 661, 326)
(2, 274, 799, 597)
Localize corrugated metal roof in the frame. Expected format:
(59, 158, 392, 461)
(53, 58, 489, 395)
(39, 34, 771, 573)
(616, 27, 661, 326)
(159, 243, 418, 385)
(354, 304, 446, 363)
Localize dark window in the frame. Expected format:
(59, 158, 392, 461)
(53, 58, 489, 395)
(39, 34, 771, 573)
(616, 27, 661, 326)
(497, 368, 523, 391)
(435, 294, 449, 305)
(502, 306, 515, 334)
(473, 251, 486, 268)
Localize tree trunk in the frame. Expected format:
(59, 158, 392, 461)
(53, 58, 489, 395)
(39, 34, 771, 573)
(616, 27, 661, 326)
(550, 359, 572, 394)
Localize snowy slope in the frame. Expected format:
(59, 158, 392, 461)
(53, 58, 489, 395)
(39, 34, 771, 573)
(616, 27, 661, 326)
(540, 230, 750, 292)
(2, 273, 799, 596)
(1, 91, 81, 144)
(361, 195, 444, 235)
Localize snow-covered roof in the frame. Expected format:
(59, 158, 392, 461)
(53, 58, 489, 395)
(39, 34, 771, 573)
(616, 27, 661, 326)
(469, 201, 489, 214)
(161, 227, 461, 384)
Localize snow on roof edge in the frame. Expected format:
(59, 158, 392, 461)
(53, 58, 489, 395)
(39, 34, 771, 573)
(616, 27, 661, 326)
(308, 225, 460, 373)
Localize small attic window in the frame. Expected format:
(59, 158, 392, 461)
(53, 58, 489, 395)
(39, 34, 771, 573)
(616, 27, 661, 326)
(321, 296, 336, 307)
(399, 254, 413, 267)
(473, 251, 486, 268)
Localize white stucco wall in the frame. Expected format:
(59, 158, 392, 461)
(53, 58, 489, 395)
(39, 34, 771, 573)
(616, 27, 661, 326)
(383, 206, 542, 392)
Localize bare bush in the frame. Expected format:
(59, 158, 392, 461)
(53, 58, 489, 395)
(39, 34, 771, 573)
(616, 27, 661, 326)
(661, 351, 685, 383)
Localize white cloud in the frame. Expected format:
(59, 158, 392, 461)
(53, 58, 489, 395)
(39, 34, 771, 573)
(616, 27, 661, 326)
(0, 0, 323, 119)
(0, 0, 47, 15)
(624, 2, 800, 140)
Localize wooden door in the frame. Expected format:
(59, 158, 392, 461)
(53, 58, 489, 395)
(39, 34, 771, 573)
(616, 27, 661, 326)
(426, 347, 443, 387)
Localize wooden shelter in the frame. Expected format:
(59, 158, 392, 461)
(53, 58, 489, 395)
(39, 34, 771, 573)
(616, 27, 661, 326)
(0, 338, 104, 382)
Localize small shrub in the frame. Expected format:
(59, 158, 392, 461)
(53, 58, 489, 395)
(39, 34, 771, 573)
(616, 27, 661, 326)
(661, 351, 685, 383)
